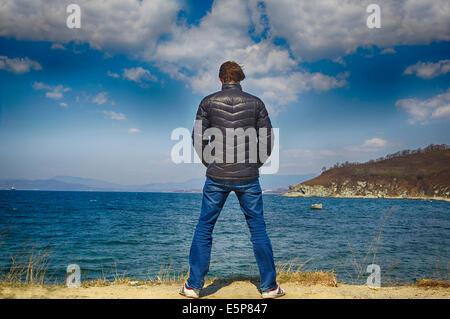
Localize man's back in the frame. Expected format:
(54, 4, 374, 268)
(193, 82, 273, 181)
(182, 61, 284, 300)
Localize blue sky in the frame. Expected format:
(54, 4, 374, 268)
(0, 0, 449, 184)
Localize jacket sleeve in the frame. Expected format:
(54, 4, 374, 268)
(192, 98, 211, 167)
(256, 100, 273, 168)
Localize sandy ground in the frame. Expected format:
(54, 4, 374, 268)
(1, 280, 448, 299)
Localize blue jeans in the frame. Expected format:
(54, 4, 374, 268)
(187, 176, 277, 292)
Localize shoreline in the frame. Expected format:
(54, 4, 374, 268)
(1, 280, 448, 299)
(281, 192, 450, 202)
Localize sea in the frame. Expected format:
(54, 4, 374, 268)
(0, 190, 448, 285)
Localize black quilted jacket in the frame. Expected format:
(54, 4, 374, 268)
(192, 82, 273, 181)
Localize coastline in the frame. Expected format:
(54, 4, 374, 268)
(281, 192, 450, 203)
(1, 280, 448, 299)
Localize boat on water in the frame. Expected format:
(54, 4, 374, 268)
(9, 186, 16, 191)
(310, 203, 322, 210)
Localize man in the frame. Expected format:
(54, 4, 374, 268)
(180, 61, 285, 299)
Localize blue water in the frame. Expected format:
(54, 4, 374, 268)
(0, 190, 448, 285)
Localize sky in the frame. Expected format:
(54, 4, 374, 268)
(0, 0, 449, 184)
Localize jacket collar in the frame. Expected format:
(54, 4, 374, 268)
(221, 82, 242, 91)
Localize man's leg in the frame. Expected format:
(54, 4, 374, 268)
(234, 179, 277, 292)
(187, 177, 230, 290)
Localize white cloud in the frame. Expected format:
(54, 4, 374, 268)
(128, 128, 141, 134)
(103, 110, 126, 121)
(92, 92, 108, 105)
(263, 0, 450, 61)
(107, 71, 120, 78)
(32, 82, 71, 100)
(380, 48, 396, 54)
(46, 89, 66, 100)
(345, 137, 389, 152)
(0, 0, 181, 58)
(333, 57, 346, 65)
(246, 71, 348, 111)
(122, 67, 157, 87)
(396, 88, 450, 124)
(431, 105, 450, 119)
(2, 0, 449, 115)
(51, 43, 66, 50)
(32, 82, 52, 91)
(404, 59, 450, 79)
(0, 56, 41, 74)
(309, 71, 349, 92)
(0, 1, 448, 65)
(152, 0, 348, 112)
(59, 102, 68, 108)
(361, 137, 388, 148)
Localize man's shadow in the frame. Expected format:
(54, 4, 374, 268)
(200, 277, 260, 298)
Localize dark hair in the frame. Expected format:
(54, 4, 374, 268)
(219, 61, 245, 83)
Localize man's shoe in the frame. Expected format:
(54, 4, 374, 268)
(179, 282, 200, 299)
(261, 284, 285, 299)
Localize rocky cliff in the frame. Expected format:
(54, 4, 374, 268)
(284, 146, 450, 201)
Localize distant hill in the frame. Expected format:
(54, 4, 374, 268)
(51, 176, 124, 189)
(284, 144, 450, 201)
(0, 174, 315, 193)
(0, 178, 95, 191)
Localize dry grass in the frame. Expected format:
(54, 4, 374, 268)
(152, 263, 189, 284)
(127, 261, 339, 288)
(277, 271, 337, 287)
(1, 243, 54, 285)
(275, 258, 337, 287)
(332, 206, 400, 285)
(79, 263, 191, 287)
(415, 279, 450, 289)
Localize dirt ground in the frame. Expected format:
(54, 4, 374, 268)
(1, 280, 448, 299)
